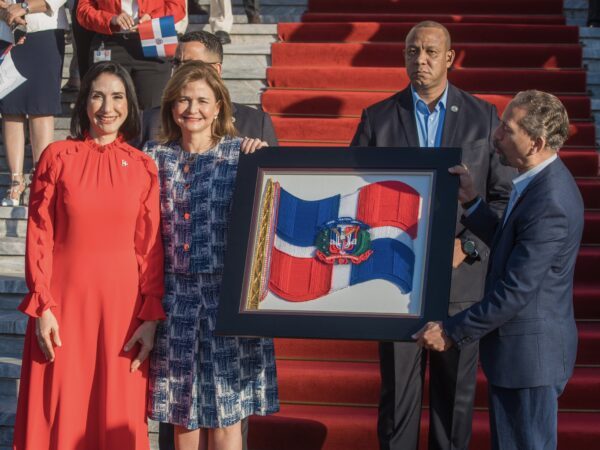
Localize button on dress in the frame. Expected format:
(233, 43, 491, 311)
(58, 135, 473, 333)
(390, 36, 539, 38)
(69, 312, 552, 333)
(13, 135, 165, 450)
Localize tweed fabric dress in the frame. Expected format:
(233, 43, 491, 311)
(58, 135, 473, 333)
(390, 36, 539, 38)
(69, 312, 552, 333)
(146, 137, 279, 429)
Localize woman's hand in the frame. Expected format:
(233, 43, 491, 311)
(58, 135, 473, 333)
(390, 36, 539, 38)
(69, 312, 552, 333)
(110, 12, 135, 31)
(35, 309, 62, 362)
(124, 320, 158, 372)
(130, 14, 151, 31)
(240, 137, 268, 154)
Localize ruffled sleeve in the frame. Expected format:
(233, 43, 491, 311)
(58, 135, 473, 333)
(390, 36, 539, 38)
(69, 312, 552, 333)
(19, 145, 60, 317)
(135, 156, 166, 321)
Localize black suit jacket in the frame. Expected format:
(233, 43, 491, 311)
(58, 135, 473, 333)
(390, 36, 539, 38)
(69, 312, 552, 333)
(134, 102, 279, 149)
(351, 84, 515, 309)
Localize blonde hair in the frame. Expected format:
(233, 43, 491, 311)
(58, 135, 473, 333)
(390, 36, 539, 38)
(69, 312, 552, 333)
(159, 61, 237, 143)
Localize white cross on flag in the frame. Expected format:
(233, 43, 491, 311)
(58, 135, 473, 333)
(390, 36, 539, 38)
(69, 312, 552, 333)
(139, 16, 178, 58)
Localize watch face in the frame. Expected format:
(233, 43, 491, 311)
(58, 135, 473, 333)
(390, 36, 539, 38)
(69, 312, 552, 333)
(463, 240, 476, 254)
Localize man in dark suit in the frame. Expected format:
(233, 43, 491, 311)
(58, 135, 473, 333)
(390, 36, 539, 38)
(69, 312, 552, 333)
(152, 30, 277, 450)
(416, 90, 583, 450)
(136, 30, 278, 148)
(351, 21, 514, 450)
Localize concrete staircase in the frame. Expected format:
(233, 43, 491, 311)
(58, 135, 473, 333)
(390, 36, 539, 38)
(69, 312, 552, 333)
(0, 1, 306, 448)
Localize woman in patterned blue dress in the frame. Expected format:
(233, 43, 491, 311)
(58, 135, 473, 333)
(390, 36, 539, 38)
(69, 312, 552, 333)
(145, 61, 279, 450)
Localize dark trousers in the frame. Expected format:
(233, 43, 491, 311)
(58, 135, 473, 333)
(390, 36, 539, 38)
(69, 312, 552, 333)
(589, 0, 600, 26)
(243, 0, 260, 18)
(158, 419, 249, 450)
(488, 382, 565, 450)
(89, 34, 171, 110)
(71, 0, 95, 78)
(378, 339, 478, 450)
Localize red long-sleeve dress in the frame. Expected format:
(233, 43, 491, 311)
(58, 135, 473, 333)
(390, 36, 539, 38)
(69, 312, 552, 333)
(13, 135, 165, 450)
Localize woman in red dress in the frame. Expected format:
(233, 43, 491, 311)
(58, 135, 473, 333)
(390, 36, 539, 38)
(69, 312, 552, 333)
(13, 61, 165, 450)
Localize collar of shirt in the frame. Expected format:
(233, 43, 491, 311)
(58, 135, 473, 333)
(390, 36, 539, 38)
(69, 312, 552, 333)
(411, 84, 449, 148)
(511, 153, 558, 197)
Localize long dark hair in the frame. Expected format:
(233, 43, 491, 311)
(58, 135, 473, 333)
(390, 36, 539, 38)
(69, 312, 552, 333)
(70, 61, 141, 141)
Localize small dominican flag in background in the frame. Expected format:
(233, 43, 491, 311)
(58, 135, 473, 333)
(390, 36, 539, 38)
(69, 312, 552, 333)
(261, 180, 422, 302)
(138, 16, 178, 58)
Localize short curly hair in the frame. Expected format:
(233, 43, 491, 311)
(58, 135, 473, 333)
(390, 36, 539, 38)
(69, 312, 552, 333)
(510, 90, 570, 151)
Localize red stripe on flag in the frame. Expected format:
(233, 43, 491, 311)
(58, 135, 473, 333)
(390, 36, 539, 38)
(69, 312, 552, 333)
(138, 20, 154, 40)
(356, 181, 420, 238)
(268, 247, 332, 301)
(164, 43, 178, 57)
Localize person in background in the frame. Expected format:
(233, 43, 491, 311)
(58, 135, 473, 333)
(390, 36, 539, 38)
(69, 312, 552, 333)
(351, 21, 514, 450)
(76, 0, 186, 110)
(146, 60, 279, 450)
(13, 61, 165, 450)
(416, 90, 583, 450)
(0, 0, 68, 206)
(138, 30, 277, 148)
(209, 0, 262, 45)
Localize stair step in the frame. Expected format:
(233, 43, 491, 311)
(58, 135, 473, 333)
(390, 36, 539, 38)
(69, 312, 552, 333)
(248, 404, 600, 450)
(263, 90, 591, 119)
(274, 321, 600, 365)
(0, 357, 21, 399)
(0, 275, 27, 295)
(276, 360, 600, 410)
(267, 67, 588, 91)
(270, 117, 595, 146)
(0, 239, 24, 257)
(577, 179, 600, 209)
(306, 0, 563, 15)
(278, 22, 580, 44)
(270, 42, 583, 69)
(301, 13, 566, 25)
(0, 295, 23, 312)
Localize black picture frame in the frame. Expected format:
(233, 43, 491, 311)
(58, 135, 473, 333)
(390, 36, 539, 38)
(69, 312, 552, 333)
(215, 146, 461, 341)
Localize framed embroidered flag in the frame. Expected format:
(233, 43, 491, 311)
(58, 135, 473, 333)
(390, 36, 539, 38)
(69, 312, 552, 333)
(215, 146, 461, 341)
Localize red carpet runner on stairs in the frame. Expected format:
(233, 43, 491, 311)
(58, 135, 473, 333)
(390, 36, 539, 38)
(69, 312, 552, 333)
(248, 1, 600, 448)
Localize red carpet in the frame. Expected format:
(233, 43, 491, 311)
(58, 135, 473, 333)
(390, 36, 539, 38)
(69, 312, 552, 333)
(263, 90, 591, 118)
(271, 43, 583, 68)
(270, 117, 596, 146)
(302, 13, 567, 25)
(306, 0, 563, 15)
(253, 1, 600, 448)
(267, 67, 588, 91)
(278, 23, 579, 44)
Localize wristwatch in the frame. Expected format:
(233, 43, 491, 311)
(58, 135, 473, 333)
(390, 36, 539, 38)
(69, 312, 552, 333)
(20, 1, 30, 14)
(460, 238, 480, 264)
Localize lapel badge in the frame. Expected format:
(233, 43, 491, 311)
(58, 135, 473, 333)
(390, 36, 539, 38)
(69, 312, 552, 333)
(121, 160, 128, 167)
(450, 105, 459, 113)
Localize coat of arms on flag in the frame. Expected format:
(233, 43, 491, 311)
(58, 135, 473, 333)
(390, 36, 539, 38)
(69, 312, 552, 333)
(138, 16, 178, 58)
(245, 174, 430, 315)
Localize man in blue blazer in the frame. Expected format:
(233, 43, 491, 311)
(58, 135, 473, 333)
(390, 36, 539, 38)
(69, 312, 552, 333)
(415, 90, 584, 450)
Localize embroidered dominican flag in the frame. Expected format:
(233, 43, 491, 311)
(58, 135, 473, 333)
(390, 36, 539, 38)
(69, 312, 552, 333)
(138, 16, 178, 58)
(262, 180, 422, 302)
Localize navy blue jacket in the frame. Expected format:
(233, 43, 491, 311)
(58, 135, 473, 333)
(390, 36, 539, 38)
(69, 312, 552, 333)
(445, 157, 583, 388)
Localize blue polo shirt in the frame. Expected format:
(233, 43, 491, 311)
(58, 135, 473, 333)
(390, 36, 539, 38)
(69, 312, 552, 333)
(411, 84, 449, 148)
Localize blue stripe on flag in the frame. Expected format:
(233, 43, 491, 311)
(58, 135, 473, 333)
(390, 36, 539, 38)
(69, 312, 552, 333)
(276, 188, 340, 247)
(142, 45, 159, 58)
(350, 238, 415, 293)
(159, 16, 177, 38)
